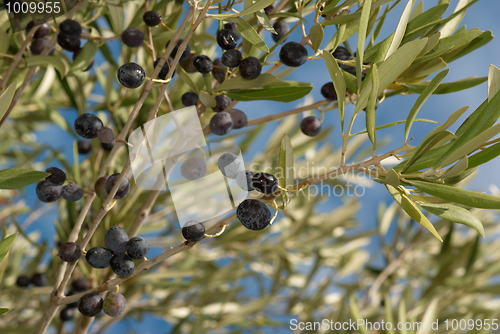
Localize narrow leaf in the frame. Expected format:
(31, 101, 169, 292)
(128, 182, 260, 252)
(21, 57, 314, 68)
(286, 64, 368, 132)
(234, 17, 269, 53)
(366, 63, 379, 148)
(0, 308, 8, 316)
(216, 73, 278, 92)
(176, 65, 199, 94)
(419, 203, 483, 237)
(402, 76, 486, 94)
(0, 233, 17, 263)
(279, 134, 294, 207)
(309, 24, 324, 52)
(256, 9, 276, 35)
(239, 0, 277, 16)
(69, 40, 99, 74)
(468, 142, 500, 169)
(26, 56, 69, 77)
(0, 169, 50, 189)
(405, 69, 449, 141)
(440, 155, 468, 179)
(385, 169, 400, 188)
(108, 0, 124, 34)
(0, 81, 17, 120)
(323, 50, 346, 131)
(439, 0, 470, 37)
(351, 118, 439, 136)
(385, 0, 413, 60)
(356, 0, 371, 90)
(386, 184, 443, 241)
(356, 38, 427, 111)
(487, 64, 500, 102)
(225, 83, 312, 102)
(409, 180, 500, 209)
(199, 91, 216, 108)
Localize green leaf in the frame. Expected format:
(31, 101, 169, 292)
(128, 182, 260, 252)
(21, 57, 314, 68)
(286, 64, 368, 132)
(199, 91, 216, 108)
(26, 55, 69, 77)
(351, 118, 439, 136)
(0, 308, 8, 316)
(0, 81, 17, 121)
(405, 4, 449, 36)
(488, 64, 500, 102)
(439, 0, 471, 38)
(409, 180, 500, 209)
(446, 30, 493, 63)
(176, 65, 199, 94)
(69, 40, 99, 74)
(356, 38, 427, 111)
(255, 9, 276, 34)
(225, 81, 312, 102)
(349, 294, 370, 334)
(356, 0, 371, 90)
(386, 184, 443, 241)
(468, 142, 500, 169)
(108, 0, 124, 34)
(385, 0, 413, 60)
(0, 168, 50, 189)
(414, 30, 483, 64)
(323, 50, 346, 131)
(215, 73, 278, 92)
(433, 90, 500, 168)
(239, 0, 277, 16)
(405, 69, 449, 141)
(402, 76, 487, 94)
(440, 156, 468, 179)
(0, 233, 17, 263)
(309, 24, 324, 53)
(409, 1, 424, 21)
(366, 63, 379, 148)
(420, 203, 483, 236)
(279, 134, 294, 207)
(385, 169, 400, 188)
(402, 106, 468, 172)
(437, 123, 500, 168)
(234, 17, 269, 53)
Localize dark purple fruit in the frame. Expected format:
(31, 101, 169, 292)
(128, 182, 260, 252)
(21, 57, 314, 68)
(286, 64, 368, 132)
(237, 199, 271, 231)
(104, 173, 130, 199)
(279, 42, 308, 67)
(143, 11, 162, 26)
(60, 307, 74, 321)
(97, 127, 115, 144)
(16, 275, 31, 288)
(59, 19, 82, 39)
(126, 236, 149, 260)
(57, 34, 80, 51)
(236, 170, 254, 191)
(77, 141, 91, 154)
(212, 58, 227, 83)
(181, 92, 198, 107)
(45, 167, 66, 185)
(105, 226, 129, 254)
(78, 293, 103, 317)
(103, 292, 126, 317)
(86, 247, 113, 268)
(95, 176, 109, 199)
(221, 49, 242, 68)
(110, 253, 134, 277)
(300, 116, 322, 137)
(239, 57, 262, 80)
(216, 29, 237, 50)
(181, 220, 205, 242)
(36, 180, 62, 202)
(251, 172, 278, 194)
(166, 39, 191, 61)
(30, 38, 50, 55)
(26, 21, 51, 38)
(320, 82, 337, 100)
(272, 20, 289, 43)
(229, 109, 247, 129)
(72, 278, 91, 292)
(153, 58, 175, 80)
(117, 62, 145, 89)
(213, 94, 232, 112)
(31, 273, 49, 287)
(121, 28, 144, 48)
(180, 157, 206, 180)
(74, 113, 103, 139)
(210, 112, 233, 136)
(58, 242, 81, 262)
(193, 55, 213, 74)
(62, 183, 84, 202)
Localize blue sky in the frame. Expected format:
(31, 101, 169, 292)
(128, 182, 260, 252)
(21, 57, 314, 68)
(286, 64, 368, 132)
(9, 0, 500, 332)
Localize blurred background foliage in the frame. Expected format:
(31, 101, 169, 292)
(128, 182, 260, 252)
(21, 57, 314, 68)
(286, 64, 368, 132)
(1, 0, 500, 333)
